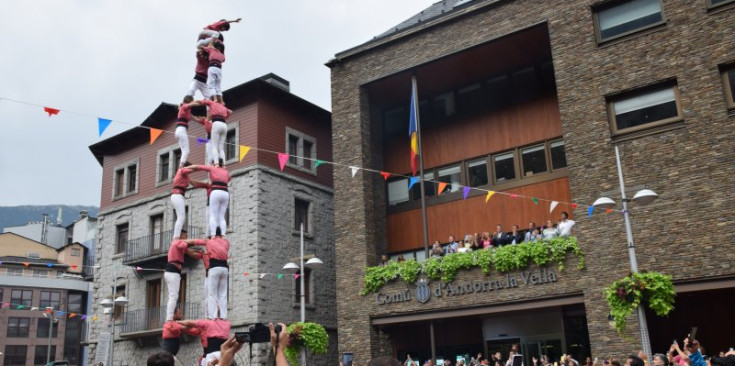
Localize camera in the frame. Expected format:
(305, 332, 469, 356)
(235, 323, 282, 344)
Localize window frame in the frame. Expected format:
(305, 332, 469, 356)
(40, 291, 61, 309)
(607, 81, 683, 137)
(720, 64, 735, 109)
(71, 248, 81, 257)
(466, 157, 490, 188)
(592, 0, 667, 44)
(549, 139, 569, 171)
(707, 0, 735, 10)
(34, 345, 57, 365)
(155, 145, 182, 187)
(11, 289, 32, 306)
(386, 177, 410, 206)
(285, 127, 318, 175)
(293, 197, 312, 234)
(115, 222, 130, 254)
(113, 285, 126, 323)
(293, 267, 313, 307)
(37, 317, 59, 338)
(7, 317, 31, 337)
(520, 143, 550, 178)
(8, 267, 24, 276)
(33, 269, 49, 278)
(492, 150, 519, 185)
(111, 158, 140, 200)
(223, 121, 240, 165)
(435, 164, 462, 195)
(4, 345, 28, 366)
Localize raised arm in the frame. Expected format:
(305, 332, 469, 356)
(226, 18, 242, 24)
(177, 319, 198, 328)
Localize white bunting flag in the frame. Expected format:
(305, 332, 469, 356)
(550, 201, 559, 213)
(350, 166, 359, 178)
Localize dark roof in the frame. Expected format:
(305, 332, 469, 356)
(329, 0, 500, 64)
(88, 73, 330, 166)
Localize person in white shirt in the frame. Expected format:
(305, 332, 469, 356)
(557, 211, 575, 237)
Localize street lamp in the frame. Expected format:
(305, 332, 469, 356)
(99, 264, 128, 366)
(282, 222, 322, 366)
(43, 307, 59, 364)
(592, 145, 659, 360)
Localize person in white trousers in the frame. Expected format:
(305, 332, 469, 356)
(190, 162, 230, 236)
(187, 50, 214, 101)
(170, 164, 195, 240)
(196, 18, 241, 48)
(198, 100, 232, 168)
(187, 229, 229, 319)
(175, 97, 203, 167)
(164, 229, 199, 321)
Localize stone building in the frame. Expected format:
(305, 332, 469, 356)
(86, 74, 336, 365)
(327, 0, 735, 363)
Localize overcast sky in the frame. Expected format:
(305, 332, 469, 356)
(0, 0, 435, 207)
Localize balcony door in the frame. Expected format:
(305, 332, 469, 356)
(146, 279, 162, 329)
(150, 214, 164, 254)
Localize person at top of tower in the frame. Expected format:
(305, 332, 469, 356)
(196, 18, 241, 48)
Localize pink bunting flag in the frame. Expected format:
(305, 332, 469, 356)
(243, 272, 249, 276)
(136, 266, 143, 271)
(510, 194, 518, 199)
(71, 264, 77, 269)
(277, 153, 289, 171)
(2, 302, 9, 308)
(380, 172, 391, 181)
(295, 274, 300, 279)
(462, 186, 471, 200)
(43, 107, 60, 117)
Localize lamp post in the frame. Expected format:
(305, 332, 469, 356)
(592, 145, 659, 360)
(44, 307, 58, 364)
(282, 222, 322, 366)
(99, 264, 128, 366)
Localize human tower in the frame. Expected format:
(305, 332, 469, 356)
(156, 18, 241, 365)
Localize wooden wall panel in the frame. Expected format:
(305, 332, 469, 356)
(383, 95, 562, 173)
(386, 177, 572, 252)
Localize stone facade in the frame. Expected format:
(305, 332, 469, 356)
(329, 0, 735, 362)
(89, 164, 336, 365)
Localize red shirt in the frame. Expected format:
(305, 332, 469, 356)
(168, 240, 188, 263)
(205, 20, 229, 31)
(204, 46, 225, 64)
(195, 319, 230, 339)
(177, 103, 192, 122)
(195, 51, 209, 76)
(200, 100, 230, 120)
(206, 237, 229, 261)
(172, 167, 192, 194)
(198, 165, 230, 187)
(191, 180, 212, 199)
(163, 321, 182, 339)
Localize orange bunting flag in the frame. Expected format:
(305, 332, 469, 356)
(380, 171, 391, 181)
(485, 191, 495, 203)
(43, 107, 60, 117)
(605, 209, 613, 214)
(150, 128, 163, 144)
(22, 262, 30, 267)
(438, 182, 448, 195)
(69, 313, 77, 318)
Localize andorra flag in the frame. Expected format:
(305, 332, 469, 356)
(409, 78, 419, 176)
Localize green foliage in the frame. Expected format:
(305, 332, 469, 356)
(284, 322, 329, 366)
(604, 272, 676, 335)
(360, 237, 585, 294)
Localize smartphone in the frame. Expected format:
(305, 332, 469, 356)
(342, 352, 354, 366)
(689, 327, 698, 341)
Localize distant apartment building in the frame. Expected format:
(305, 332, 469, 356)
(86, 74, 336, 365)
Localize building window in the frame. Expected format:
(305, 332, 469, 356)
(493, 151, 517, 183)
(294, 198, 310, 233)
(225, 126, 238, 163)
(432, 92, 456, 118)
(521, 144, 548, 177)
(113, 159, 139, 198)
(7, 317, 30, 337)
(156, 146, 182, 185)
(387, 178, 409, 206)
(27, 251, 40, 259)
(411, 172, 435, 199)
(294, 268, 312, 305)
(594, 0, 665, 42)
(708, 0, 735, 9)
(721, 65, 735, 109)
(40, 291, 61, 309)
(8, 267, 23, 276)
(4, 345, 27, 365)
(71, 248, 81, 257)
(34, 345, 57, 365)
(116, 223, 129, 254)
(114, 285, 126, 322)
(467, 158, 489, 187)
(159, 152, 171, 183)
(150, 213, 165, 253)
(285, 127, 318, 174)
(32, 269, 48, 278)
(37, 318, 59, 338)
(608, 82, 681, 135)
(550, 140, 568, 170)
(11, 289, 32, 307)
(437, 165, 461, 195)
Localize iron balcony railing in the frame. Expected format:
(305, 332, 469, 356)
(120, 302, 203, 334)
(123, 226, 204, 265)
(82, 254, 95, 279)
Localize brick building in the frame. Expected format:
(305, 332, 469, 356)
(86, 74, 337, 365)
(327, 0, 735, 363)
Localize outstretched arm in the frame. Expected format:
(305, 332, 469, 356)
(226, 18, 242, 24)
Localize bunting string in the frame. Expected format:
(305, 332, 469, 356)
(0, 95, 619, 216)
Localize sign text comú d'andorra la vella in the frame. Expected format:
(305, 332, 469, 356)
(374, 268, 558, 305)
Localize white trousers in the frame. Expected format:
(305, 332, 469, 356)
(207, 66, 223, 96)
(207, 266, 228, 319)
(171, 194, 186, 239)
(188, 79, 213, 100)
(175, 126, 189, 166)
(164, 271, 181, 321)
(203, 271, 209, 318)
(209, 121, 227, 165)
(197, 30, 220, 48)
(209, 189, 229, 235)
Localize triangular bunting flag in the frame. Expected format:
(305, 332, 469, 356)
(277, 153, 289, 171)
(510, 194, 518, 199)
(294, 274, 300, 279)
(58, 311, 65, 316)
(46, 263, 53, 267)
(31, 307, 39, 311)
(2, 302, 9, 308)
(408, 176, 420, 190)
(532, 197, 539, 205)
(462, 187, 471, 200)
(92, 316, 98, 321)
(196, 137, 209, 146)
(485, 191, 495, 203)
(380, 171, 391, 181)
(17, 305, 24, 309)
(550, 201, 559, 213)
(350, 166, 359, 178)
(277, 274, 284, 279)
(438, 182, 448, 195)
(98, 118, 112, 137)
(587, 206, 594, 218)
(136, 266, 143, 271)
(71, 264, 77, 269)
(315, 159, 325, 168)
(150, 128, 163, 144)
(605, 209, 613, 214)
(43, 107, 60, 117)
(239, 145, 250, 162)
(22, 262, 30, 267)
(571, 203, 578, 210)
(81, 315, 87, 320)
(243, 272, 249, 276)
(260, 273, 267, 279)
(69, 313, 77, 318)
(45, 308, 52, 314)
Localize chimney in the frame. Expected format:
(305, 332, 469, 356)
(79, 210, 88, 219)
(57, 207, 63, 226)
(260, 73, 290, 92)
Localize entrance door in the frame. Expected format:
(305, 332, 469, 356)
(486, 338, 521, 365)
(523, 338, 563, 364)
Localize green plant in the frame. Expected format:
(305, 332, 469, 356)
(604, 272, 675, 335)
(360, 236, 585, 294)
(284, 322, 329, 365)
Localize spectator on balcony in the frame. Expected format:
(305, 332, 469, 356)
(397, 254, 406, 263)
(165, 229, 200, 321)
(446, 236, 459, 254)
(493, 225, 509, 246)
(509, 225, 524, 244)
(431, 241, 443, 258)
(147, 352, 175, 366)
(558, 211, 575, 237)
(380, 254, 390, 266)
(525, 222, 537, 242)
(543, 220, 559, 240)
(480, 232, 492, 249)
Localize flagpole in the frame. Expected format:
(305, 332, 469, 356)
(412, 76, 431, 267)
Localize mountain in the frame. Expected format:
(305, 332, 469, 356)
(0, 205, 99, 231)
